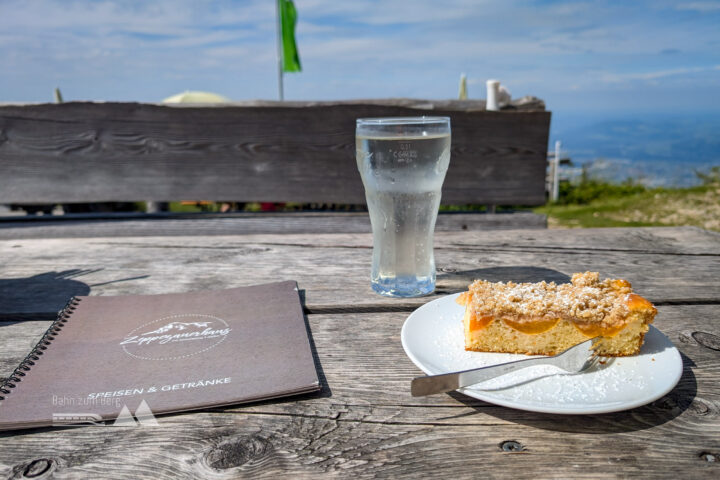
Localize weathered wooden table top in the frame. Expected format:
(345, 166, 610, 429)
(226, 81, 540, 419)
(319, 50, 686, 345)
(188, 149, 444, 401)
(0, 226, 719, 479)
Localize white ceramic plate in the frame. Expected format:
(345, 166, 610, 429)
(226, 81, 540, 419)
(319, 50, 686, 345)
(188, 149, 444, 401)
(401, 293, 683, 414)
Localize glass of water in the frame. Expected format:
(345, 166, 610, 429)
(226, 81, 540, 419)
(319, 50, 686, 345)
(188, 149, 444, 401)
(356, 117, 451, 297)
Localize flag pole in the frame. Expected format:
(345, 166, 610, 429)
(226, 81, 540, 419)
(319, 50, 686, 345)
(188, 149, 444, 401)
(275, 0, 284, 101)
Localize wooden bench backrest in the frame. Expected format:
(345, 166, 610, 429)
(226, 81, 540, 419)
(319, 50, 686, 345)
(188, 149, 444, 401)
(0, 100, 551, 206)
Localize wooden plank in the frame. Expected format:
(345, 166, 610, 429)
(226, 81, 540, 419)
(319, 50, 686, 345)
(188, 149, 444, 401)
(1, 407, 718, 479)
(0, 305, 718, 478)
(261, 226, 720, 255)
(0, 212, 547, 239)
(0, 228, 718, 317)
(2, 305, 718, 409)
(0, 102, 550, 205)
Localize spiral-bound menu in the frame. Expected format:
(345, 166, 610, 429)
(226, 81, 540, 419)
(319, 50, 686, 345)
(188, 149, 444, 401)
(0, 281, 320, 430)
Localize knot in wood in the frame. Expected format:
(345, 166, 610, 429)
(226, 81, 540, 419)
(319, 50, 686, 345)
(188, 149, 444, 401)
(699, 452, 717, 463)
(19, 458, 54, 478)
(205, 435, 272, 470)
(689, 398, 712, 416)
(500, 440, 525, 452)
(691, 332, 720, 351)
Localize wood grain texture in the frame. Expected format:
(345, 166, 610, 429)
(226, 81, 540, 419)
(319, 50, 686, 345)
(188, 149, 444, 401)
(0, 305, 718, 479)
(0, 226, 718, 478)
(0, 212, 547, 239)
(0, 102, 551, 205)
(0, 227, 718, 318)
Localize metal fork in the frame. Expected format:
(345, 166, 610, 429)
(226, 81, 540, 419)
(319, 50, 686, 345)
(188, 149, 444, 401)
(411, 337, 600, 396)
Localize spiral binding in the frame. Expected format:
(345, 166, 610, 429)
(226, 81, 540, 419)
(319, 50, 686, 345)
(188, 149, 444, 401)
(0, 297, 82, 402)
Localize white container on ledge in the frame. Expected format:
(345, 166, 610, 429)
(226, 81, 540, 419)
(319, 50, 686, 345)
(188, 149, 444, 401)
(486, 80, 511, 111)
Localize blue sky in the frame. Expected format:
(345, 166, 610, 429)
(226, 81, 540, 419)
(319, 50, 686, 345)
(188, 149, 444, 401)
(1, 0, 719, 114)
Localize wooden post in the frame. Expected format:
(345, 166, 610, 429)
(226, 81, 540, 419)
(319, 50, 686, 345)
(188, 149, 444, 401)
(551, 140, 561, 202)
(276, 0, 284, 101)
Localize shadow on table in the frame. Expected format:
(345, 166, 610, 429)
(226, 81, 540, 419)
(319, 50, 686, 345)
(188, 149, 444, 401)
(446, 351, 697, 433)
(293, 307, 331, 400)
(0, 270, 93, 322)
(0, 270, 150, 322)
(435, 266, 571, 294)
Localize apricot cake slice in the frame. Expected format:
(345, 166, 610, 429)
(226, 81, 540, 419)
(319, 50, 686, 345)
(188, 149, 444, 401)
(456, 272, 657, 356)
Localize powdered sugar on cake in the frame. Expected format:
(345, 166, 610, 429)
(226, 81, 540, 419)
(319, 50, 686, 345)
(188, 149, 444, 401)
(467, 271, 633, 328)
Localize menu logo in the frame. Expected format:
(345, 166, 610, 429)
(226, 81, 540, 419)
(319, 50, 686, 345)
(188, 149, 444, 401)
(120, 314, 231, 360)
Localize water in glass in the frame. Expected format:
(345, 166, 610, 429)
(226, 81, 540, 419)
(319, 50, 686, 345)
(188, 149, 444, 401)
(356, 118, 451, 297)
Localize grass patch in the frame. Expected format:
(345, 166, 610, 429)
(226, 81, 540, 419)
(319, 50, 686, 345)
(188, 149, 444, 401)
(535, 175, 720, 231)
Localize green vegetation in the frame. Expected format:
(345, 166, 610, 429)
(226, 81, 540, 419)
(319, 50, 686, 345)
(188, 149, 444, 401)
(168, 201, 223, 213)
(555, 178, 646, 205)
(535, 167, 720, 231)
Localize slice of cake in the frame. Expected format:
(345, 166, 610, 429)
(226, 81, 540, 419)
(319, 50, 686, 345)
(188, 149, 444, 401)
(457, 272, 657, 356)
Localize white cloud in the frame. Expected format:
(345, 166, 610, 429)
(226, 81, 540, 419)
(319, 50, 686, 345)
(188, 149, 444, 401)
(601, 65, 720, 82)
(298, 0, 488, 25)
(676, 2, 720, 12)
(1, 0, 271, 30)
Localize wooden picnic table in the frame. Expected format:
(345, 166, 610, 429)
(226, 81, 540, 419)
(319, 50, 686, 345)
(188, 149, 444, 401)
(0, 225, 719, 479)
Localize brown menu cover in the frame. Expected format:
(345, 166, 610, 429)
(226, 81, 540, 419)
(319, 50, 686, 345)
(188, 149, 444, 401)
(0, 281, 320, 430)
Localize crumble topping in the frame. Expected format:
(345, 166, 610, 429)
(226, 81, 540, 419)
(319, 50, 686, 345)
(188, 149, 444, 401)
(467, 271, 635, 329)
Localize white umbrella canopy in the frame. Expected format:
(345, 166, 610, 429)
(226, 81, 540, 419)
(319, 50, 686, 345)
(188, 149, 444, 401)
(162, 90, 231, 103)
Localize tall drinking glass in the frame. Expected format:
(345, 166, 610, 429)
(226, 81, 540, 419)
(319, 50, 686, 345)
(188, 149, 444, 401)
(356, 117, 451, 297)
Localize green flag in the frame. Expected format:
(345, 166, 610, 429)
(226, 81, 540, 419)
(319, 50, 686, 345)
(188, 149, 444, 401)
(280, 0, 301, 72)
